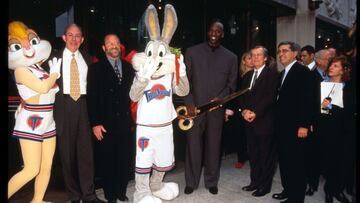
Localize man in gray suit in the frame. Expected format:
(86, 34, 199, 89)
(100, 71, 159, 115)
(183, 19, 238, 195)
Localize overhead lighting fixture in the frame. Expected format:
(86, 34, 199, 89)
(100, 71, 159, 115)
(130, 27, 138, 31)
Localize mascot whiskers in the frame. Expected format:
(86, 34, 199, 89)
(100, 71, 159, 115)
(8, 21, 61, 203)
(129, 4, 189, 203)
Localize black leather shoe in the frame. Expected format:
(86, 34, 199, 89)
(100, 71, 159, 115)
(272, 191, 288, 200)
(252, 188, 270, 197)
(334, 192, 350, 203)
(184, 186, 194, 194)
(208, 187, 218, 195)
(325, 191, 333, 203)
(242, 185, 257, 192)
(84, 197, 106, 203)
(118, 195, 129, 202)
(107, 200, 117, 203)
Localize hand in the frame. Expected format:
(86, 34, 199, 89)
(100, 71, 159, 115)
(321, 98, 331, 109)
(48, 57, 62, 79)
(178, 54, 187, 77)
(185, 105, 197, 118)
(209, 97, 221, 112)
(14, 103, 23, 119)
(138, 58, 157, 79)
(243, 109, 256, 122)
(92, 125, 107, 141)
(297, 127, 308, 138)
(224, 109, 234, 122)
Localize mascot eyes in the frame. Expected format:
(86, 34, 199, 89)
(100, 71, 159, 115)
(158, 44, 166, 58)
(146, 43, 154, 57)
(30, 37, 40, 45)
(9, 43, 22, 52)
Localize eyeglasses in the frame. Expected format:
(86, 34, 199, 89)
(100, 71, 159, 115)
(277, 49, 291, 54)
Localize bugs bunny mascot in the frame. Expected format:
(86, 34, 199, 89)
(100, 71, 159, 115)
(129, 4, 189, 203)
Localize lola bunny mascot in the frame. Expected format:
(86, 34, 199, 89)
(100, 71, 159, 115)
(129, 4, 189, 203)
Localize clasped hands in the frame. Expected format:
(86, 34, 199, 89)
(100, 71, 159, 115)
(242, 109, 256, 122)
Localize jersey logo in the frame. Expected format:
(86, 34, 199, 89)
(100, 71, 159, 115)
(27, 115, 43, 131)
(138, 137, 150, 152)
(144, 84, 171, 102)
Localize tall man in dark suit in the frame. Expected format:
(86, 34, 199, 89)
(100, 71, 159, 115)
(183, 19, 238, 195)
(239, 46, 279, 197)
(87, 34, 134, 203)
(305, 49, 331, 196)
(272, 41, 313, 203)
(53, 24, 105, 203)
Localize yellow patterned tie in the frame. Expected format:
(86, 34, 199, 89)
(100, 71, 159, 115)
(70, 53, 80, 101)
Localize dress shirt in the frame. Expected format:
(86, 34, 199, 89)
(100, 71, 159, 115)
(307, 61, 316, 71)
(249, 64, 265, 89)
(62, 48, 88, 95)
(107, 57, 123, 77)
(316, 67, 329, 81)
(280, 60, 297, 86)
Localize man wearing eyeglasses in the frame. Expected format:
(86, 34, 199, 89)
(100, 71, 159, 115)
(54, 24, 105, 203)
(272, 41, 313, 203)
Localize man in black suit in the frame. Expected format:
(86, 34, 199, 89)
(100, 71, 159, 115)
(305, 49, 331, 196)
(87, 34, 134, 203)
(239, 46, 279, 197)
(53, 24, 105, 203)
(272, 41, 313, 203)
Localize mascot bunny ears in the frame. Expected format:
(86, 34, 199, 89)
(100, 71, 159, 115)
(145, 4, 177, 45)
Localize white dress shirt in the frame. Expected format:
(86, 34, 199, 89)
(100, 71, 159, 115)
(281, 60, 297, 86)
(62, 48, 88, 95)
(307, 61, 316, 71)
(249, 64, 265, 89)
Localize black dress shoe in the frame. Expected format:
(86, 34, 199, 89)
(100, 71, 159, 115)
(118, 195, 129, 202)
(107, 200, 117, 203)
(252, 188, 270, 197)
(272, 191, 288, 200)
(334, 192, 350, 203)
(83, 197, 106, 203)
(325, 191, 333, 203)
(184, 186, 194, 194)
(209, 187, 218, 195)
(242, 185, 257, 192)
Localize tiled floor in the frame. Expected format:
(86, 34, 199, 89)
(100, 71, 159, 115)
(9, 153, 354, 203)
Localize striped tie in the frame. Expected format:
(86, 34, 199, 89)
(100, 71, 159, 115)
(70, 54, 80, 101)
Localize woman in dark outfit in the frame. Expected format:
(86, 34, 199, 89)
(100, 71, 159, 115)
(316, 56, 353, 203)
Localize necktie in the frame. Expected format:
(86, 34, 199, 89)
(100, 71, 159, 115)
(251, 70, 258, 89)
(70, 54, 80, 101)
(113, 60, 122, 83)
(280, 70, 286, 87)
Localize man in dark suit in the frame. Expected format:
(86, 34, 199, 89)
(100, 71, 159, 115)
(183, 19, 238, 195)
(272, 41, 313, 203)
(239, 46, 279, 197)
(53, 24, 104, 203)
(87, 34, 134, 203)
(304, 49, 331, 196)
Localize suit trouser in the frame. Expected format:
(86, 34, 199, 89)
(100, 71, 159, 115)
(57, 97, 95, 201)
(246, 127, 277, 190)
(277, 128, 306, 203)
(304, 131, 321, 189)
(185, 109, 224, 188)
(95, 128, 132, 200)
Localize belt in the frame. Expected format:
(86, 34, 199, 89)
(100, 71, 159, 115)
(63, 94, 86, 99)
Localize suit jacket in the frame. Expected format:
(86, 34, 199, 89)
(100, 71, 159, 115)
(87, 57, 134, 135)
(239, 66, 279, 135)
(184, 43, 238, 106)
(310, 66, 324, 125)
(53, 48, 91, 136)
(276, 62, 313, 132)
